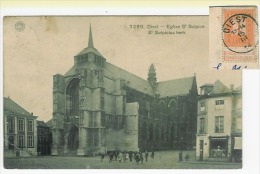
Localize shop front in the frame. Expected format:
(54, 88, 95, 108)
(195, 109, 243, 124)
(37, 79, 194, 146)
(209, 136, 229, 158)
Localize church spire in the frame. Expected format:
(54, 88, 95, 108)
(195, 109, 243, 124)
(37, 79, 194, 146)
(148, 64, 157, 90)
(88, 25, 94, 48)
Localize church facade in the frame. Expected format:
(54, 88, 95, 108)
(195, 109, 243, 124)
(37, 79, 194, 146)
(51, 26, 198, 156)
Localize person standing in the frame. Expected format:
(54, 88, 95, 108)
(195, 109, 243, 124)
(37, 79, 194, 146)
(101, 153, 105, 162)
(135, 153, 140, 164)
(140, 152, 144, 164)
(109, 152, 113, 162)
(118, 152, 123, 163)
(145, 151, 149, 162)
(129, 151, 133, 162)
(151, 151, 155, 159)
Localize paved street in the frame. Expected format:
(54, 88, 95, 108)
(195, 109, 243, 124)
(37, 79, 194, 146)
(4, 150, 242, 169)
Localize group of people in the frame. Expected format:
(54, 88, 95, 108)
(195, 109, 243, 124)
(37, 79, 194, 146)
(101, 150, 155, 164)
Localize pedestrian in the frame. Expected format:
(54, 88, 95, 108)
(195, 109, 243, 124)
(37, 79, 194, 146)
(101, 153, 105, 162)
(140, 152, 144, 164)
(151, 151, 154, 159)
(115, 151, 118, 161)
(118, 152, 122, 163)
(185, 153, 190, 161)
(145, 151, 149, 162)
(135, 153, 140, 164)
(129, 151, 133, 162)
(123, 152, 127, 163)
(109, 152, 113, 162)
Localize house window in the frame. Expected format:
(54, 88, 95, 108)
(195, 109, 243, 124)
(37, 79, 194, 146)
(215, 99, 224, 109)
(28, 120, 33, 132)
(200, 102, 206, 111)
(215, 116, 224, 133)
(18, 119, 24, 131)
(199, 118, 205, 134)
(8, 136, 15, 149)
(27, 135, 34, 147)
(18, 135, 24, 148)
(7, 117, 15, 133)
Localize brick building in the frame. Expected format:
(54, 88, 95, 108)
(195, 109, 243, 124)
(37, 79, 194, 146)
(37, 121, 52, 155)
(51, 26, 198, 156)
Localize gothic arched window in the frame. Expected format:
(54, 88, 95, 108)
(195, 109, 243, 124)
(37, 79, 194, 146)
(66, 78, 80, 116)
(169, 100, 177, 122)
(159, 101, 166, 119)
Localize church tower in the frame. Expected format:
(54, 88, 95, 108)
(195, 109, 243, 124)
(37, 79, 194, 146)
(52, 25, 107, 156)
(147, 64, 157, 91)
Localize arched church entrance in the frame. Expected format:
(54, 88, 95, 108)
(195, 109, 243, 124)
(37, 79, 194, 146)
(68, 125, 79, 150)
(65, 78, 80, 155)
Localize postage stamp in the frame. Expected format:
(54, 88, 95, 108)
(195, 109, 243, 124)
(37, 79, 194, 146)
(209, 6, 259, 70)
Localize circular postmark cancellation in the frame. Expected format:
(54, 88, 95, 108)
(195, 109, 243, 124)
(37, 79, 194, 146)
(222, 14, 258, 54)
(15, 21, 25, 32)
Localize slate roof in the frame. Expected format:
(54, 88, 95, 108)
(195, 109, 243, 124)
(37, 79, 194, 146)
(200, 83, 214, 88)
(209, 80, 231, 94)
(104, 62, 154, 95)
(157, 76, 195, 97)
(4, 97, 31, 116)
(64, 65, 76, 76)
(37, 120, 49, 127)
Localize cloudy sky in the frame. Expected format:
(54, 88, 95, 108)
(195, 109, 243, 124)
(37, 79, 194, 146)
(3, 16, 242, 121)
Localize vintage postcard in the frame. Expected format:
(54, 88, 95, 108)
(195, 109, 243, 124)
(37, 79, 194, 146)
(209, 6, 259, 70)
(3, 16, 243, 169)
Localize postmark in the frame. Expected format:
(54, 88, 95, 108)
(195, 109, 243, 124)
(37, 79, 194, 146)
(209, 6, 259, 70)
(15, 21, 25, 32)
(222, 14, 258, 54)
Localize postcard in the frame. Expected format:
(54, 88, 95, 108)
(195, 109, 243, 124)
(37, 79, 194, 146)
(2, 15, 245, 169)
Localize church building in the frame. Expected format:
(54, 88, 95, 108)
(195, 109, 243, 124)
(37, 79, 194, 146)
(51, 26, 198, 156)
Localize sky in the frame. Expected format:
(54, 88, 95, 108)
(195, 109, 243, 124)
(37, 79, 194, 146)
(3, 16, 242, 121)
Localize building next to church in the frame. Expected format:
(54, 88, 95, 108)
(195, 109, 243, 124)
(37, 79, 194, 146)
(37, 120, 52, 156)
(3, 97, 38, 157)
(51, 26, 198, 156)
(196, 80, 242, 161)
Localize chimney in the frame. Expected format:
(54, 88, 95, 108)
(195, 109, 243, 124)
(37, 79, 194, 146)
(230, 84, 234, 90)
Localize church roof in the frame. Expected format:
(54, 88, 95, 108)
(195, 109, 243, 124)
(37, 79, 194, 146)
(4, 97, 31, 116)
(104, 63, 154, 95)
(157, 76, 195, 97)
(75, 47, 104, 57)
(64, 65, 76, 76)
(209, 80, 231, 94)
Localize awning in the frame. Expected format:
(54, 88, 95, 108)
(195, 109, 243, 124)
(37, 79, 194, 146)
(234, 137, 242, 150)
(211, 137, 227, 141)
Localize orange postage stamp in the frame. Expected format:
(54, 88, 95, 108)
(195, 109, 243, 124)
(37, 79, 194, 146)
(209, 6, 259, 70)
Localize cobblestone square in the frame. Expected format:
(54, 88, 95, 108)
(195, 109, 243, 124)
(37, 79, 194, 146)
(4, 150, 242, 169)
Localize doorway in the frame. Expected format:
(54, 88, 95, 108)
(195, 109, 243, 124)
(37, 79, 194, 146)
(199, 140, 204, 161)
